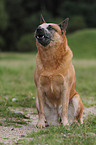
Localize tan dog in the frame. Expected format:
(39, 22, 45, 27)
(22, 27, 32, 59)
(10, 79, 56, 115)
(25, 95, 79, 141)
(34, 15, 83, 128)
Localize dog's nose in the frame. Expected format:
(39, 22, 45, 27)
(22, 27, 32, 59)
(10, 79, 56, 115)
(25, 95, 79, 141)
(36, 27, 44, 33)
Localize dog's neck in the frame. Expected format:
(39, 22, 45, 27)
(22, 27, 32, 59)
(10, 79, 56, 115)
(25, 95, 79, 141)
(36, 37, 72, 71)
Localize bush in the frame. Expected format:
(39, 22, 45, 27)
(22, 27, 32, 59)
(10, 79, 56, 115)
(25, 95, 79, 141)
(0, 36, 4, 50)
(17, 33, 36, 52)
(0, 0, 8, 31)
(47, 17, 63, 24)
(22, 10, 52, 33)
(68, 15, 87, 33)
(58, 1, 78, 18)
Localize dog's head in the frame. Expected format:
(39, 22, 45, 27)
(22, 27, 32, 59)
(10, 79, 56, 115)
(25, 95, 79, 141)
(35, 15, 69, 48)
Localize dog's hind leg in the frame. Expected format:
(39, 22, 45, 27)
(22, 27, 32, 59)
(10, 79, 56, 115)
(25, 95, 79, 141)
(68, 93, 83, 125)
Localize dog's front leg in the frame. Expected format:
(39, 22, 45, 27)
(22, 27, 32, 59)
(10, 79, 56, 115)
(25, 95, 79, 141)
(37, 88, 45, 128)
(61, 88, 69, 126)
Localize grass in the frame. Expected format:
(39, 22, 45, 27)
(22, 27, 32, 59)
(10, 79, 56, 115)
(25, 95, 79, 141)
(0, 29, 96, 144)
(0, 53, 36, 107)
(74, 60, 96, 107)
(68, 29, 96, 59)
(0, 53, 36, 126)
(0, 106, 29, 126)
(16, 115, 96, 145)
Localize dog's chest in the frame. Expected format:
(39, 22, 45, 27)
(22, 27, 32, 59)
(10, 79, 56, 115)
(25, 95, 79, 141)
(40, 73, 64, 104)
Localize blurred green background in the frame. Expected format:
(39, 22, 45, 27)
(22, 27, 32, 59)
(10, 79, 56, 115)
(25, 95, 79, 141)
(0, 0, 96, 52)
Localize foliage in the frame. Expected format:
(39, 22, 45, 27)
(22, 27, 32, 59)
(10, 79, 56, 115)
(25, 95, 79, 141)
(68, 15, 87, 33)
(0, 0, 96, 51)
(0, 0, 8, 51)
(17, 33, 36, 52)
(0, 0, 8, 31)
(0, 36, 4, 50)
(58, 0, 96, 27)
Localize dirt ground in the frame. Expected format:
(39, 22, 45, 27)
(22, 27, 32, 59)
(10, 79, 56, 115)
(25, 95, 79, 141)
(0, 106, 96, 145)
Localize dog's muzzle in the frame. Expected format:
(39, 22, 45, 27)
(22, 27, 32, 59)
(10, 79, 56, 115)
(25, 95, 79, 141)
(35, 27, 52, 47)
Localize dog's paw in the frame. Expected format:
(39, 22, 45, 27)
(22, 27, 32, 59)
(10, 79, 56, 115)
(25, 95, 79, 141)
(61, 121, 69, 126)
(73, 119, 79, 125)
(37, 120, 45, 129)
(61, 117, 69, 126)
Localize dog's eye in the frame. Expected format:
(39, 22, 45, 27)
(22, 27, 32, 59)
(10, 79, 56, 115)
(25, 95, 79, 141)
(47, 25, 53, 30)
(47, 25, 57, 32)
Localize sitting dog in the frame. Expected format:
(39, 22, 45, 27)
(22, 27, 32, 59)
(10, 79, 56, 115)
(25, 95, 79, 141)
(34, 15, 83, 128)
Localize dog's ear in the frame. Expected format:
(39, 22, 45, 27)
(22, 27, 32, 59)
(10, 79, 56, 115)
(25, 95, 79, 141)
(58, 18, 69, 31)
(40, 14, 46, 24)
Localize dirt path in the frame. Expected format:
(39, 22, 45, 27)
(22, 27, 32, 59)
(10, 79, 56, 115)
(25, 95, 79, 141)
(0, 108, 38, 145)
(0, 106, 96, 145)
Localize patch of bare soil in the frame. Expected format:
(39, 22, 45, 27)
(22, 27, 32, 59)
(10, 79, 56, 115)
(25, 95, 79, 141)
(0, 106, 96, 144)
(0, 108, 38, 145)
(83, 106, 96, 117)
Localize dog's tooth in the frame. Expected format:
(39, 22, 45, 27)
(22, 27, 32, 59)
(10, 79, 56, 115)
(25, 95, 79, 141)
(37, 36, 39, 38)
(42, 35, 44, 38)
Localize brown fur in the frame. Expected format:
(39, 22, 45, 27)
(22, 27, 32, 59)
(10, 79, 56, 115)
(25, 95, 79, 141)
(34, 22, 83, 128)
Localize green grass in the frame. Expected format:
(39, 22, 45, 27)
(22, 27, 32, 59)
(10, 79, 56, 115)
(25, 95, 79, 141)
(0, 29, 96, 144)
(0, 53, 36, 108)
(74, 60, 96, 107)
(0, 53, 36, 126)
(0, 105, 29, 126)
(16, 115, 96, 145)
(68, 29, 96, 59)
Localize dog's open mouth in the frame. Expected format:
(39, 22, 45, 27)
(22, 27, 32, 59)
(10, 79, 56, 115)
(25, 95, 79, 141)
(36, 33, 51, 46)
(36, 35, 44, 39)
(35, 27, 52, 46)
(36, 34, 49, 40)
